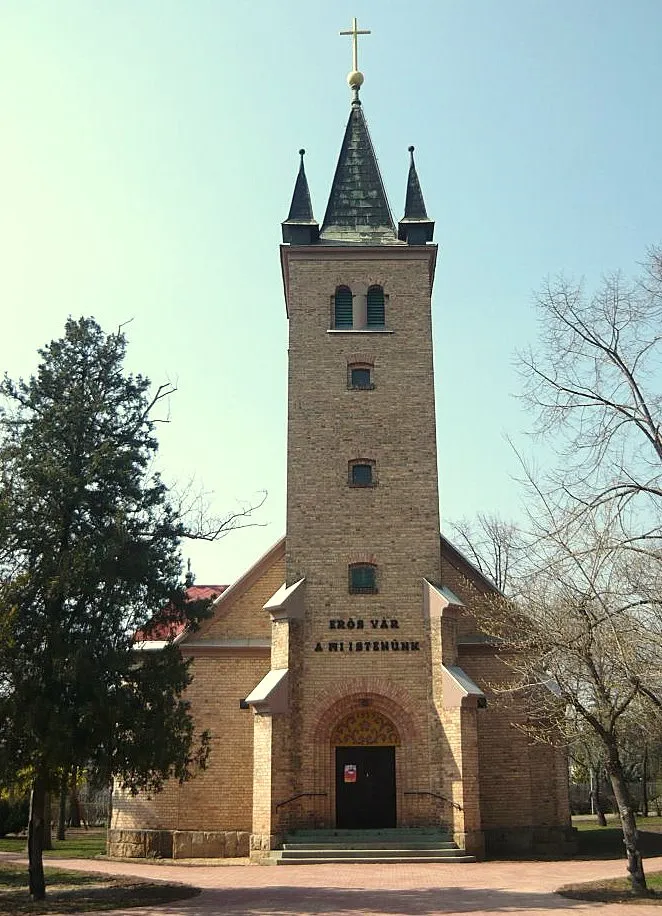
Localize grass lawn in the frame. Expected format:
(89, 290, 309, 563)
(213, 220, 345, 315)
(559, 870, 662, 905)
(572, 815, 662, 860)
(0, 828, 106, 858)
(0, 861, 198, 915)
(574, 815, 662, 831)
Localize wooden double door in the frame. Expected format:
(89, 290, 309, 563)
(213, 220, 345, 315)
(335, 745, 396, 829)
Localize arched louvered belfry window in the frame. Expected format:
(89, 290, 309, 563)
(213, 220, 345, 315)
(334, 286, 353, 328)
(366, 285, 385, 327)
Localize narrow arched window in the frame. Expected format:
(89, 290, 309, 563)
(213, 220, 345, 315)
(334, 286, 353, 328)
(366, 285, 385, 327)
(349, 563, 378, 594)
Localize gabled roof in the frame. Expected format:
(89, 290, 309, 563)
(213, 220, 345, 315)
(440, 534, 503, 597)
(134, 584, 228, 642)
(178, 537, 286, 644)
(320, 102, 398, 245)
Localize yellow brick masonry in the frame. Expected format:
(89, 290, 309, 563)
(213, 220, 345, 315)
(110, 550, 285, 852)
(440, 544, 574, 854)
(111, 232, 573, 859)
(273, 246, 444, 844)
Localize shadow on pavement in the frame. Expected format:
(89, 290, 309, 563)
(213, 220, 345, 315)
(173, 884, 587, 915)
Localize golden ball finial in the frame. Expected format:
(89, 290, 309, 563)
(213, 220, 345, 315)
(347, 70, 364, 90)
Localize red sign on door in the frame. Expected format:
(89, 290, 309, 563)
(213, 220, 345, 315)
(344, 764, 357, 783)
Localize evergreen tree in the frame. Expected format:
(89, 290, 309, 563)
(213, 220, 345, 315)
(0, 317, 210, 900)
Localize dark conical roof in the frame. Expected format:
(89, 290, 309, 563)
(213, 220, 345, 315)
(320, 102, 397, 245)
(286, 149, 315, 222)
(403, 146, 429, 219)
(282, 149, 319, 244)
(398, 145, 434, 244)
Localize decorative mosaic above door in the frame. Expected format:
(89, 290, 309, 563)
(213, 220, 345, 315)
(331, 708, 400, 746)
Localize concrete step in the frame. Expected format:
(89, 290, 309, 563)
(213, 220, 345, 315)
(281, 847, 468, 859)
(286, 828, 450, 839)
(276, 854, 476, 865)
(274, 828, 474, 866)
(283, 841, 457, 850)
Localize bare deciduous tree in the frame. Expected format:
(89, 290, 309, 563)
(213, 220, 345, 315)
(455, 247, 662, 894)
(517, 246, 662, 535)
(472, 493, 662, 894)
(448, 513, 522, 595)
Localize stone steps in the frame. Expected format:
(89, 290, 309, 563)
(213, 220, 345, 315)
(274, 828, 475, 865)
(283, 841, 457, 850)
(285, 827, 452, 840)
(277, 854, 476, 865)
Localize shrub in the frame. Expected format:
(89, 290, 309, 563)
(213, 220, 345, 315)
(0, 797, 29, 836)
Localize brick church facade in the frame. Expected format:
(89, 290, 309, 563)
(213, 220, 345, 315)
(109, 52, 573, 862)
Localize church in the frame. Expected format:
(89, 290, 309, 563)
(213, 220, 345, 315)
(109, 22, 573, 862)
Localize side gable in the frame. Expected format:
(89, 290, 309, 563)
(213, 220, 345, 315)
(181, 537, 285, 644)
(440, 534, 501, 597)
(134, 584, 227, 647)
(440, 534, 501, 640)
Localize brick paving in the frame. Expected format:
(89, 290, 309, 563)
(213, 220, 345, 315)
(4, 851, 662, 915)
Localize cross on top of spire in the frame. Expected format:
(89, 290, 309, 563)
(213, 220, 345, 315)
(340, 17, 370, 101)
(340, 16, 371, 72)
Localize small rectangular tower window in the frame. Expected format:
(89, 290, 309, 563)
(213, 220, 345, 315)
(349, 563, 377, 594)
(349, 367, 372, 389)
(350, 461, 375, 487)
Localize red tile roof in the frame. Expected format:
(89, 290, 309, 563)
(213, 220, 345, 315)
(135, 584, 228, 641)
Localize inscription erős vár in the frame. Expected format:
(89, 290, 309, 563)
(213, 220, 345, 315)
(314, 618, 421, 653)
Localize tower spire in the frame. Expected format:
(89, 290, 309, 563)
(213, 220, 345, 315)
(319, 18, 396, 245)
(319, 104, 396, 244)
(282, 149, 319, 245)
(398, 146, 435, 244)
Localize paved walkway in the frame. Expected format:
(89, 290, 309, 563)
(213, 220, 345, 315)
(4, 852, 662, 915)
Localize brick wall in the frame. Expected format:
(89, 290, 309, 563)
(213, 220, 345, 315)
(280, 246, 443, 831)
(112, 550, 285, 834)
(113, 239, 572, 857)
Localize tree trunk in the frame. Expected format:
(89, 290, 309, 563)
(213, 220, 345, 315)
(642, 744, 649, 818)
(606, 746, 648, 895)
(592, 768, 607, 826)
(69, 766, 81, 828)
(42, 792, 52, 850)
(57, 776, 67, 842)
(106, 782, 113, 855)
(28, 774, 47, 901)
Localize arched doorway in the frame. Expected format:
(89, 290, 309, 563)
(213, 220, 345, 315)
(331, 708, 400, 829)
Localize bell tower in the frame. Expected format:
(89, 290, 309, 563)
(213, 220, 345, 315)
(282, 21, 440, 614)
(250, 19, 457, 853)
(279, 19, 442, 820)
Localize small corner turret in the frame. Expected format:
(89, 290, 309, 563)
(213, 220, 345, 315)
(282, 149, 319, 245)
(398, 146, 435, 245)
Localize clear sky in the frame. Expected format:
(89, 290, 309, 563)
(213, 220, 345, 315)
(2, 2, 661, 585)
